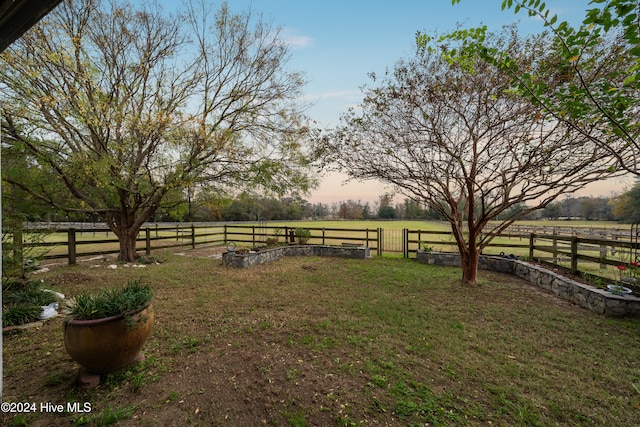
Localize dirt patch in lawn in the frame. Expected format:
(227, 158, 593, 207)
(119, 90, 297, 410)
(2, 251, 639, 426)
(46, 272, 96, 286)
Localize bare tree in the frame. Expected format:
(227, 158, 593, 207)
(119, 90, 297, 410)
(0, 0, 314, 261)
(318, 30, 619, 285)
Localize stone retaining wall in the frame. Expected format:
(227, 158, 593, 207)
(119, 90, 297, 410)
(416, 251, 640, 317)
(222, 245, 371, 268)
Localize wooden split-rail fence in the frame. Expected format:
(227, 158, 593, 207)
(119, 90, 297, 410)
(5, 222, 640, 281)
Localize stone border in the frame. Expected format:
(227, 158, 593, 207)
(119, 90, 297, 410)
(416, 251, 640, 317)
(222, 245, 371, 268)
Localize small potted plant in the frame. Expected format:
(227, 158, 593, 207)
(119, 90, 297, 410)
(64, 279, 154, 374)
(609, 265, 633, 296)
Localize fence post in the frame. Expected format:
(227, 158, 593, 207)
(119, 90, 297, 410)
(403, 228, 408, 258)
(599, 232, 607, 269)
(552, 229, 558, 263)
(322, 228, 325, 245)
(610, 231, 617, 255)
(365, 228, 369, 248)
(378, 228, 383, 256)
(224, 225, 227, 244)
(252, 226, 256, 247)
(145, 228, 151, 256)
(191, 224, 196, 249)
(68, 228, 77, 265)
(5, 222, 25, 277)
(14, 224, 24, 275)
(571, 236, 578, 274)
(529, 233, 535, 260)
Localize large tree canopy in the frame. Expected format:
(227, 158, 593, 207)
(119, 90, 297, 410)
(318, 29, 618, 285)
(0, 0, 315, 261)
(440, 0, 640, 175)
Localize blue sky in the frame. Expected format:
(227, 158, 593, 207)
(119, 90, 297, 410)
(225, 0, 590, 130)
(208, 1, 618, 204)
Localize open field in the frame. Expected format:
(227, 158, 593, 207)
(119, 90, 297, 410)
(264, 219, 628, 231)
(2, 249, 640, 426)
(263, 220, 450, 231)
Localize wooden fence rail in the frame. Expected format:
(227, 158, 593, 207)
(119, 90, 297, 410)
(5, 223, 640, 283)
(495, 223, 634, 240)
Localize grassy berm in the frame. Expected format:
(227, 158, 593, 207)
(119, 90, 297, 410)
(2, 249, 640, 426)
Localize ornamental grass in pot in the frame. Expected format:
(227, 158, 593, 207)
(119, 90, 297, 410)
(64, 279, 154, 374)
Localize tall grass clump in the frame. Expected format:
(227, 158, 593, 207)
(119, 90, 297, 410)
(69, 279, 153, 321)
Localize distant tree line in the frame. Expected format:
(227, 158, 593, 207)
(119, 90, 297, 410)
(12, 185, 640, 224)
(181, 192, 451, 222)
(151, 192, 444, 222)
(504, 198, 614, 222)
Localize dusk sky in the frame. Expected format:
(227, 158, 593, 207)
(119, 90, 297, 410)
(204, 1, 626, 204)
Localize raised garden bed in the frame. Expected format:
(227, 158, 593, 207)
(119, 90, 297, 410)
(416, 251, 640, 317)
(222, 244, 371, 268)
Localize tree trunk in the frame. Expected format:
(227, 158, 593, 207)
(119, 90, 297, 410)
(108, 217, 143, 262)
(448, 216, 481, 286)
(106, 193, 164, 262)
(118, 230, 139, 262)
(460, 245, 480, 286)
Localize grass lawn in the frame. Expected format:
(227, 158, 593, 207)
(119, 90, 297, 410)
(2, 250, 640, 426)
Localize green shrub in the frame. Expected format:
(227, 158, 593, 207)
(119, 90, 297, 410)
(3, 279, 57, 306)
(3, 303, 42, 326)
(2, 278, 61, 326)
(295, 227, 312, 244)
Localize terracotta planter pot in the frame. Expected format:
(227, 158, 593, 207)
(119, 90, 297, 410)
(64, 304, 154, 374)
